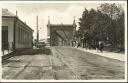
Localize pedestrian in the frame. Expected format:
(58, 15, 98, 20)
(76, 41, 80, 48)
(98, 41, 104, 52)
(72, 41, 74, 47)
(77, 42, 80, 48)
(72, 41, 76, 47)
(96, 43, 99, 52)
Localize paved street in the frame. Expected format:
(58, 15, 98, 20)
(2, 46, 125, 80)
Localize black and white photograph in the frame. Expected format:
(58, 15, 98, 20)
(0, 0, 127, 82)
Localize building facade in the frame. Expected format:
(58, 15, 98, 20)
(2, 9, 33, 52)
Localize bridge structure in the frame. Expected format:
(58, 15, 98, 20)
(47, 18, 76, 46)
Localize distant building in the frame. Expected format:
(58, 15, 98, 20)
(47, 18, 76, 46)
(2, 9, 33, 53)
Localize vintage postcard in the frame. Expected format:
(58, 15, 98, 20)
(0, 0, 127, 82)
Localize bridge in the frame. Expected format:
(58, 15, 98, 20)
(47, 19, 76, 46)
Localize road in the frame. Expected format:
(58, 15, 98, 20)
(2, 46, 125, 80)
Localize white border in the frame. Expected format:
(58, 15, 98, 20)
(124, 1, 127, 82)
(0, 1, 126, 4)
(0, 0, 127, 82)
(0, 2, 2, 82)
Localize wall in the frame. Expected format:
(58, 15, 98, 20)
(2, 17, 33, 51)
(2, 17, 14, 50)
(15, 18, 33, 49)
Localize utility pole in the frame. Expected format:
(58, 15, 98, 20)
(16, 10, 18, 16)
(37, 15, 39, 43)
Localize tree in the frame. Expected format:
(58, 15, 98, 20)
(98, 3, 124, 47)
(78, 3, 124, 51)
(78, 8, 89, 30)
(98, 3, 123, 19)
(115, 12, 124, 47)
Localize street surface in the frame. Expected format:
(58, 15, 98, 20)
(78, 47, 125, 61)
(2, 46, 124, 80)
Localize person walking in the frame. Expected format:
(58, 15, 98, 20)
(76, 41, 80, 48)
(98, 41, 104, 52)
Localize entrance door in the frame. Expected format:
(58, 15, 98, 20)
(2, 26, 8, 50)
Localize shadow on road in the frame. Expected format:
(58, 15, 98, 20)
(2, 48, 52, 65)
(18, 48, 52, 55)
(2, 48, 52, 64)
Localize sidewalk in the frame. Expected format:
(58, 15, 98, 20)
(1, 50, 13, 56)
(76, 47, 125, 61)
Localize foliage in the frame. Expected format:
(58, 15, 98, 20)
(98, 3, 123, 19)
(76, 3, 124, 51)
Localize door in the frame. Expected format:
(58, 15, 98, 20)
(2, 26, 8, 50)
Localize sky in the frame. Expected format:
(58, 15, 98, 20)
(0, 1, 125, 40)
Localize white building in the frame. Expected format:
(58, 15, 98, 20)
(2, 9, 33, 54)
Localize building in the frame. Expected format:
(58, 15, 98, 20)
(47, 18, 76, 46)
(2, 9, 33, 53)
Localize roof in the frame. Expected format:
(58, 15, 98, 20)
(2, 8, 33, 31)
(2, 8, 16, 17)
